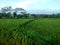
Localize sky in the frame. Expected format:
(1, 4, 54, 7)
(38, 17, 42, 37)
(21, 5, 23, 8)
(0, 0, 60, 12)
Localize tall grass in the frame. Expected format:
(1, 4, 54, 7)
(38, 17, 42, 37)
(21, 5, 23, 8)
(0, 18, 60, 45)
(25, 18, 60, 45)
(0, 19, 34, 45)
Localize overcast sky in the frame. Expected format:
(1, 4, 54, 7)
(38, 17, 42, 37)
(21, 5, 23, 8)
(0, 0, 60, 10)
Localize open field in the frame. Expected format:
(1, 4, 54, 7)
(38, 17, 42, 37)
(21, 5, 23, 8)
(0, 18, 60, 45)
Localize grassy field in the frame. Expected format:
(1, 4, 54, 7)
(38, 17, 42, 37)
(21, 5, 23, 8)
(0, 18, 60, 45)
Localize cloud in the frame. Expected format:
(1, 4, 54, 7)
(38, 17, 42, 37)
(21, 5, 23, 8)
(13, 0, 35, 9)
(13, 0, 49, 9)
(0, 4, 4, 9)
(40, 0, 48, 2)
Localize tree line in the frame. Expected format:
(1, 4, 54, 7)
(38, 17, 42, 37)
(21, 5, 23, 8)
(0, 6, 29, 19)
(0, 6, 60, 19)
(0, 12, 60, 19)
(30, 13, 60, 18)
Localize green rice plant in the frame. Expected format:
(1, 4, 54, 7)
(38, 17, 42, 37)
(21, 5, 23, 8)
(25, 18, 60, 45)
(0, 18, 60, 45)
(0, 19, 33, 45)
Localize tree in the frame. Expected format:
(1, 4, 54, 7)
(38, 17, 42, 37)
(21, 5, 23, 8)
(13, 12, 17, 18)
(0, 13, 2, 18)
(1, 6, 12, 13)
(0, 6, 12, 18)
(7, 12, 12, 18)
(0, 7, 28, 18)
(21, 11, 28, 18)
(17, 15, 23, 18)
(31, 14, 38, 18)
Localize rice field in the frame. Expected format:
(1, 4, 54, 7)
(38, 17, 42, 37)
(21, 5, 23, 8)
(0, 18, 60, 45)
